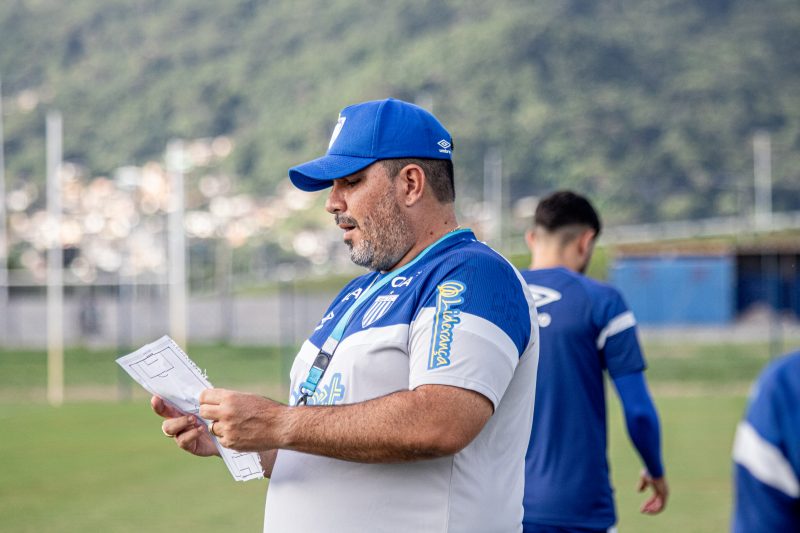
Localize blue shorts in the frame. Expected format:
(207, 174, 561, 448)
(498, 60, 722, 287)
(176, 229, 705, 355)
(523, 524, 616, 533)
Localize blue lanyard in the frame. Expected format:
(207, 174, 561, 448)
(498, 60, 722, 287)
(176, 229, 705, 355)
(296, 228, 469, 405)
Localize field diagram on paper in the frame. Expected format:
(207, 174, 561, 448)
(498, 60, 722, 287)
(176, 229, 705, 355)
(118, 337, 211, 415)
(116, 336, 263, 482)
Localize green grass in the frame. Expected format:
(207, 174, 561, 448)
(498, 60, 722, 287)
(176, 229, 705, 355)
(0, 340, 780, 388)
(0, 344, 291, 401)
(0, 394, 748, 532)
(0, 402, 267, 532)
(0, 342, 780, 531)
(643, 341, 775, 384)
(609, 395, 746, 533)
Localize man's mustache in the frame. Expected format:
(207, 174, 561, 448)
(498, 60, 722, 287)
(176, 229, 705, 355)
(335, 214, 359, 228)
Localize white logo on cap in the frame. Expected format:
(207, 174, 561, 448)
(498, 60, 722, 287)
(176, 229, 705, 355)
(437, 139, 452, 154)
(328, 116, 347, 149)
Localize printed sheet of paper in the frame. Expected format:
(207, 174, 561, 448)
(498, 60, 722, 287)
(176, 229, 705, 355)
(116, 335, 263, 482)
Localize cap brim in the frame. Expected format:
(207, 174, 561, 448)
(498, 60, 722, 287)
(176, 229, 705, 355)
(288, 154, 378, 192)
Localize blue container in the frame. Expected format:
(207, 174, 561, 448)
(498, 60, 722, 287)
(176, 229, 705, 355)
(610, 256, 735, 325)
(735, 254, 800, 318)
(736, 273, 780, 313)
(794, 270, 800, 318)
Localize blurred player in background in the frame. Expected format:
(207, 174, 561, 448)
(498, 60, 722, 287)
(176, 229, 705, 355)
(520, 190, 668, 533)
(732, 350, 800, 532)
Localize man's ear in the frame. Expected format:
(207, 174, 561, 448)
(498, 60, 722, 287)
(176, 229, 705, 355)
(395, 164, 426, 207)
(577, 229, 597, 257)
(524, 228, 537, 252)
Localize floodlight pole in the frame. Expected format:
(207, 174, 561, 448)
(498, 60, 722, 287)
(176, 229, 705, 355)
(167, 140, 187, 348)
(216, 237, 233, 343)
(46, 111, 64, 406)
(483, 148, 503, 249)
(753, 131, 781, 356)
(753, 131, 772, 232)
(0, 76, 9, 346)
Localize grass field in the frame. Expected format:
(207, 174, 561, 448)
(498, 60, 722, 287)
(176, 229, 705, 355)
(609, 395, 746, 532)
(0, 339, 793, 532)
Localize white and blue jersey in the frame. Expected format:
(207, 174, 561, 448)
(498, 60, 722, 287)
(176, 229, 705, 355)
(732, 351, 800, 533)
(521, 267, 647, 531)
(264, 229, 540, 533)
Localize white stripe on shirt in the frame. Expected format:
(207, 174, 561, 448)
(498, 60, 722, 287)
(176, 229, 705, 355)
(596, 311, 636, 350)
(733, 421, 800, 498)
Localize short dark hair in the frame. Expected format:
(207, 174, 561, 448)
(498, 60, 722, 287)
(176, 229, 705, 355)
(380, 158, 455, 203)
(534, 190, 602, 237)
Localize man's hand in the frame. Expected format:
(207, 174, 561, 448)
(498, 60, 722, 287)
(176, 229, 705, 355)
(151, 395, 218, 458)
(637, 470, 668, 514)
(199, 388, 287, 452)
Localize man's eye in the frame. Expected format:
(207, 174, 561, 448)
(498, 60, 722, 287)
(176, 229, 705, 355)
(346, 179, 360, 186)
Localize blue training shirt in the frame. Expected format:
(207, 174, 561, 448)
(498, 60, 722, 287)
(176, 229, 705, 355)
(264, 229, 540, 533)
(521, 267, 646, 530)
(732, 351, 800, 533)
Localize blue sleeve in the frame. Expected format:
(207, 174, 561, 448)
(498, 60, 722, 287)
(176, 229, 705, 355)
(612, 371, 664, 478)
(416, 249, 533, 356)
(732, 353, 800, 532)
(591, 284, 646, 377)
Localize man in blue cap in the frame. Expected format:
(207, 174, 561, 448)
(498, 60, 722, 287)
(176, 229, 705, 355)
(153, 98, 540, 532)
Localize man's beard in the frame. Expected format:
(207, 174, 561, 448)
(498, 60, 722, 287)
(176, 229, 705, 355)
(337, 190, 413, 272)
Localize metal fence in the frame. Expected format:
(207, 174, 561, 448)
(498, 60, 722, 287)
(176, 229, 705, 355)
(0, 283, 336, 349)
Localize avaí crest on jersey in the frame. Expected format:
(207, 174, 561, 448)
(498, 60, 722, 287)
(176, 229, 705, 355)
(361, 294, 398, 327)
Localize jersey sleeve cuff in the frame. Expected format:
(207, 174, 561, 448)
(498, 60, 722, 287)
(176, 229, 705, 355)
(410, 375, 501, 410)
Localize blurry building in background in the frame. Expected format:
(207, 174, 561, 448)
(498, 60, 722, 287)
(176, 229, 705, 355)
(610, 236, 800, 326)
(612, 252, 735, 325)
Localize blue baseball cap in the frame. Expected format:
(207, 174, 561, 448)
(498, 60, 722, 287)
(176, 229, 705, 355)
(289, 98, 453, 192)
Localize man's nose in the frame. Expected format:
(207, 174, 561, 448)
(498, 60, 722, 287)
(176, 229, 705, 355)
(326, 182, 345, 214)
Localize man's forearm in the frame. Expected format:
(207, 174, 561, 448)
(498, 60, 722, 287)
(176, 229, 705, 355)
(201, 384, 492, 463)
(280, 386, 490, 462)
